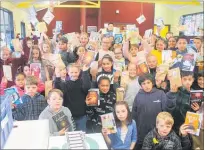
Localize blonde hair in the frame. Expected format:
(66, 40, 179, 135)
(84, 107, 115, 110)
(67, 63, 80, 71)
(156, 112, 174, 126)
(25, 75, 38, 86)
(47, 89, 63, 100)
(80, 32, 88, 38)
(1, 46, 11, 54)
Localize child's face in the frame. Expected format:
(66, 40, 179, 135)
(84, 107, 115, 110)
(177, 39, 187, 51)
(130, 46, 138, 57)
(23, 66, 31, 76)
(115, 105, 128, 122)
(58, 41, 67, 51)
(141, 79, 153, 92)
(27, 41, 32, 48)
(48, 92, 63, 111)
(156, 120, 172, 137)
(68, 67, 80, 81)
(102, 58, 113, 72)
(60, 68, 67, 78)
(98, 79, 110, 94)
(15, 74, 25, 88)
(114, 48, 123, 60)
(166, 33, 173, 40)
(128, 64, 137, 78)
(80, 35, 89, 46)
(194, 39, 202, 50)
(1, 50, 10, 61)
(77, 47, 85, 57)
(108, 24, 114, 31)
(197, 77, 204, 88)
(102, 38, 110, 51)
(32, 49, 40, 61)
(156, 40, 165, 51)
(181, 75, 194, 91)
(168, 37, 176, 48)
(43, 44, 50, 53)
(147, 56, 157, 69)
(25, 84, 38, 97)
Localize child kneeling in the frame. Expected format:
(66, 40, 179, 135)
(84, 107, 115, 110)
(39, 89, 75, 136)
(142, 112, 182, 150)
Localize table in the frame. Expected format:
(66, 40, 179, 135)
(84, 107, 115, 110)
(48, 133, 108, 149)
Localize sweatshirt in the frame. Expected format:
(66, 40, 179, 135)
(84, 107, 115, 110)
(39, 106, 75, 136)
(54, 70, 91, 117)
(132, 88, 166, 144)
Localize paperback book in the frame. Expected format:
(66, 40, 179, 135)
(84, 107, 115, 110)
(168, 67, 182, 89)
(100, 113, 117, 134)
(86, 89, 100, 106)
(181, 53, 196, 71)
(155, 63, 169, 81)
(83, 50, 96, 66)
(30, 63, 41, 78)
(114, 34, 123, 44)
(137, 61, 150, 76)
(4, 87, 22, 105)
(52, 111, 69, 131)
(190, 90, 204, 107)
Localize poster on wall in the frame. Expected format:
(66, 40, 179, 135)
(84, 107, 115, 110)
(87, 26, 97, 33)
(43, 9, 55, 25)
(56, 21, 62, 33)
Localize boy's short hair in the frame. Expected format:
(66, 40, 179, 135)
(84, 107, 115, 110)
(193, 37, 203, 42)
(97, 76, 111, 85)
(47, 89, 63, 100)
(59, 36, 68, 44)
(181, 71, 194, 78)
(67, 63, 80, 71)
(197, 71, 204, 78)
(25, 76, 38, 86)
(15, 72, 26, 79)
(138, 74, 154, 85)
(1, 46, 11, 53)
(177, 36, 188, 43)
(156, 112, 174, 126)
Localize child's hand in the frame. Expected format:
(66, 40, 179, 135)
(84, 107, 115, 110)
(59, 128, 68, 136)
(55, 67, 61, 78)
(1, 76, 8, 84)
(102, 128, 108, 136)
(170, 84, 178, 93)
(191, 102, 200, 112)
(180, 124, 190, 137)
(82, 64, 89, 71)
(85, 96, 91, 105)
(155, 78, 162, 88)
(114, 71, 120, 82)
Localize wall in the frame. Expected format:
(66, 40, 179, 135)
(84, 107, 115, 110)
(1, 2, 30, 37)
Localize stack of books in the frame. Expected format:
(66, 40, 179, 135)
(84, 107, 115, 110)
(65, 131, 86, 149)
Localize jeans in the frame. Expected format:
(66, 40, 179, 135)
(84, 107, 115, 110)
(73, 115, 87, 132)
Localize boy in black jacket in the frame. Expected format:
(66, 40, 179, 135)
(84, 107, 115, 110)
(54, 63, 91, 131)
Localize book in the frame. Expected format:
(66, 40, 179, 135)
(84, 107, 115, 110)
(89, 32, 101, 42)
(83, 50, 96, 66)
(155, 63, 169, 81)
(144, 29, 153, 38)
(3, 65, 12, 81)
(185, 111, 202, 136)
(181, 53, 196, 71)
(52, 111, 69, 131)
(162, 50, 173, 64)
(137, 62, 150, 76)
(87, 26, 97, 34)
(12, 39, 22, 52)
(100, 113, 117, 134)
(120, 71, 130, 89)
(127, 31, 140, 44)
(45, 80, 53, 98)
(190, 90, 204, 107)
(30, 63, 41, 78)
(56, 21, 63, 33)
(4, 87, 22, 105)
(168, 67, 182, 89)
(116, 88, 125, 101)
(113, 27, 120, 35)
(44, 53, 65, 68)
(86, 89, 100, 106)
(114, 34, 123, 44)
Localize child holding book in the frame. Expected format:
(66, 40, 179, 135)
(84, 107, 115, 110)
(142, 112, 182, 150)
(54, 63, 91, 131)
(73, 46, 86, 66)
(39, 89, 75, 136)
(12, 76, 47, 120)
(102, 101, 137, 149)
(113, 45, 125, 72)
(132, 74, 166, 149)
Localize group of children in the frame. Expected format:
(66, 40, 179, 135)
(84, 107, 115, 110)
(0, 22, 204, 150)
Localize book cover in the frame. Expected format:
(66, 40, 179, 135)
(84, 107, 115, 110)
(83, 50, 96, 66)
(100, 113, 117, 134)
(30, 63, 41, 78)
(168, 67, 182, 89)
(137, 62, 150, 76)
(113, 27, 120, 35)
(4, 87, 22, 105)
(181, 53, 196, 71)
(86, 89, 100, 106)
(87, 26, 97, 33)
(89, 32, 101, 42)
(44, 53, 65, 68)
(144, 29, 153, 38)
(45, 80, 53, 98)
(12, 39, 22, 52)
(114, 34, 123, 44)
(3, 65, 12, 81)
(190, 90, 204, 107)
(120, 71, 130, 89)
(185, 111, 202, 136)
(116, 88, 125, 101)
(127, 31, 140, 44)
(52, 111, 69, 131)
(56, 21, 62, 33)
(162, 50, 173, 64)
(155, 63, 169, 81)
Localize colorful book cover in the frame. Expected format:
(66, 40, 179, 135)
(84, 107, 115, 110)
(3, 65, 12, 81)
(89, 32, 101, 42)
(52, 111, 69, 131)
(185, 111, 202, 136)
(114, 34, 123, 44)
(190, 90, 204, 107)
(83, 50, 96, 66)
(120, 71, 130, 89)
(162, 50, 173, 64)
(100, 113, 117, 134)
(181, 53, 196, 71)
(137, 62, 150, 76)
(155, 64, 169, 81)
(30, 63, 41, 78)
(56, 21, 62, 33)
(127, 31, 140, 44)
(86, 89, 100, 106)
(116, 88, 125, 101)
(4, 87, 22, 105)
(168, 67, 182, 89)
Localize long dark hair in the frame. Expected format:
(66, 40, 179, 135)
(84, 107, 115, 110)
(114, 101, 132, 127)
(101, 54, 114, 72)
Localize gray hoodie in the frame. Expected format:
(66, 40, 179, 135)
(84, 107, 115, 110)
(39, 106, 75, 136)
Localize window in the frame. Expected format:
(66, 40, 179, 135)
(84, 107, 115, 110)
(0, 8, 14, 46)
(180, 12, 203, 36)
(21, 22, 26, 39)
